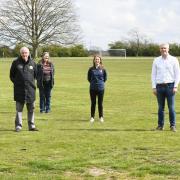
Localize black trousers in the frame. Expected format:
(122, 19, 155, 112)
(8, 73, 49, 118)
(90, 89, 104, 118)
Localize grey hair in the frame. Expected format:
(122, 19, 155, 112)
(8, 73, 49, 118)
(160, 43, 169, 49)
(20, 47, 30, 54)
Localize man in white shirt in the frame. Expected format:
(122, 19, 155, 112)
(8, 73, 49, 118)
(151, 43, 180, 132)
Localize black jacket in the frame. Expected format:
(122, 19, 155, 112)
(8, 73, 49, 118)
(10, 56, 37, 103)
(36, 60, 55, 89)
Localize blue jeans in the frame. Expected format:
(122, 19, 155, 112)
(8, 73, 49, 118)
(156, 83, 176, 127)
(39, 81, 52, 112)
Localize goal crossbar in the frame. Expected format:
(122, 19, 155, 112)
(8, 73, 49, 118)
(108, 49, 126, 58)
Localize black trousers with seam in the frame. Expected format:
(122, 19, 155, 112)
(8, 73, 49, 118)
(90, 89, 104, 118)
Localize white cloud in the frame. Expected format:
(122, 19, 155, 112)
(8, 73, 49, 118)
(1, 0, 180, 49)
(75, 0, 180, 50)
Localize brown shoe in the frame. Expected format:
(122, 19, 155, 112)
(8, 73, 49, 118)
(170, 126, 176, 132)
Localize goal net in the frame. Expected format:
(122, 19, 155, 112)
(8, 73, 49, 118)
(108, 49, 126, 58)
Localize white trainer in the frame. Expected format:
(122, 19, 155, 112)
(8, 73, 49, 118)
(15, 126, 22, 132)
(99, 117, 104, 123)
(90, 117, 94, 123)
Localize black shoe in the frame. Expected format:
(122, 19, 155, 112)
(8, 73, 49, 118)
(170, 126, 176, 132)
(40, 110, 45, 113)
(156, 126, 164, 131)
(29, 128, 39, 131)
(45, 110, 50, 113)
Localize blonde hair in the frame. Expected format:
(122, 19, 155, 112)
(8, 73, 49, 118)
(93, 55, 104, 69)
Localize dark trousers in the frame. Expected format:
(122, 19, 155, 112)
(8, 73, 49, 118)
(90, 89, 104, 118)
(39, 81, 52, 112)
(156, 83, 176, 127)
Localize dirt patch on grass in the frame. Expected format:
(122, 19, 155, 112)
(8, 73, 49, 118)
(64, 171, 84, 179)
(88, 167, 106, 176)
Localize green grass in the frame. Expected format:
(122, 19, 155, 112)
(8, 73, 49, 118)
(0, 57, 180, 179)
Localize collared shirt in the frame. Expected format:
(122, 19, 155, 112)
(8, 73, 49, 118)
(151, 54, 180, 88)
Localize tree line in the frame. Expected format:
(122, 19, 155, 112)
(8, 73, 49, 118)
(1, 41, 180, 58)
(108, 29, 180, 57)
(108, 41, 180, 57)
(0, 44, 89, 58)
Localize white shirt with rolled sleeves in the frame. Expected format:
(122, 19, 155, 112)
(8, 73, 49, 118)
(151, 55, 180, 89)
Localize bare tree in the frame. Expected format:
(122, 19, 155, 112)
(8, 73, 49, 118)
(128, 28, 148, 56)
(0, 0, 80, 58)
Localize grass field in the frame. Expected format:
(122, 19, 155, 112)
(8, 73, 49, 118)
(0, 57, 180, 179)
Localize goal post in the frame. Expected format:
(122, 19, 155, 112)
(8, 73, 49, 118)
(108, 49, 126, 58)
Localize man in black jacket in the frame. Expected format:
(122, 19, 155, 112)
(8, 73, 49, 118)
(10, 47, 38, 132)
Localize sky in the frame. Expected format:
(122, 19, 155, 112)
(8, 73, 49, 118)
(1, 0, 180, 50)
(74, 0, 180, 50)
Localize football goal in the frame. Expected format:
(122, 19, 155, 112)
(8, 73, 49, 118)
(108, 49, 126, 58)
